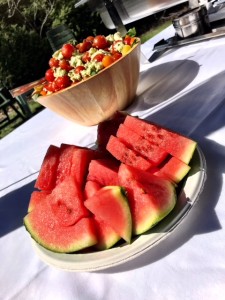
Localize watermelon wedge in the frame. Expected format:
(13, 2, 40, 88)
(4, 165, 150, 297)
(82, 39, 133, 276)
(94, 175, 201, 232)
(154, 156, 191, 184)
(118, 164, 177, 235)
(87, 158, 120, 186)
(84, 180, 102, 199)
(28, 191, 50, 213)
(116, 123, 168, 165)
(35, 145, 60, 191)
(24, 201, 97, 253)
(49, 176, 89, 227)
(106, 135, 153, 171)
(124, 115, 197, 164)
(55, 144, 75, 185)
(84, 186, 132, 243)
(93, 216, 121, 250)
(56, 144, 100, 188)
(97, 111, 127, 150)
(70, 147, 101, 188)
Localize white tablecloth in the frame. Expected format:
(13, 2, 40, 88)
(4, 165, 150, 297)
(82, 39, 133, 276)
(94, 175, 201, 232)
(1, 26, 225, 300)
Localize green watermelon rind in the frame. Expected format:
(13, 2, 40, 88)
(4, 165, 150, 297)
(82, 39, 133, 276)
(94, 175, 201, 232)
(118, 164, 177, 236)
(97, 186, 132, 243)
(124, 115, 197, 165)
(155, 157, 191, 184)
(84, 186, 132, 244)
(177, 141, 197, 165)
(93, 217, 121, 251)
(134, 182, 177, 235)
(95, 231, 121, 251)
(24, 215, 97, 254)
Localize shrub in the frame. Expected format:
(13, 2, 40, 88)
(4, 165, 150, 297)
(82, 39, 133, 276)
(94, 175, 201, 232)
(0, 23, 51, 89)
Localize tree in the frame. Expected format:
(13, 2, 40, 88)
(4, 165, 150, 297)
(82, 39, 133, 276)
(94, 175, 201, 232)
(0, 0, 110, 88)
(1, 0, 109, 38)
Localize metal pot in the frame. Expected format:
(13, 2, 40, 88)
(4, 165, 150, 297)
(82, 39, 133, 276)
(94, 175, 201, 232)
(173, 6, 211, 38)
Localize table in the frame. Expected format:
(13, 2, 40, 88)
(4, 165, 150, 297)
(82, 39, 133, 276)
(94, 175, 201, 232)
(1, 26, 225, 300)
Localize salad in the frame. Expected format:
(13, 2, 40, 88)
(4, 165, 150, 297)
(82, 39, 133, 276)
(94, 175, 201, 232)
(33, 28, 139, 98)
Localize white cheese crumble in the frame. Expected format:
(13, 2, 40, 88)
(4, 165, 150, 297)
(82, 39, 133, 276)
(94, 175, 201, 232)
(68, 71, 82, 82)
(52, 49, 64, 60)
(53, 67, 66, 78)
(69, 55, 83, 67)
(81, 61, 103, 77)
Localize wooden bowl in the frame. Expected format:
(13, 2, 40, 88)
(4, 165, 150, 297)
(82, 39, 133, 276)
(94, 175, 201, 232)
(36, 40, 141, 126)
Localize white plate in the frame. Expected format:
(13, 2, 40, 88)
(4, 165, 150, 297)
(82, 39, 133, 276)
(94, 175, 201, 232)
(32, 146, 207, 272)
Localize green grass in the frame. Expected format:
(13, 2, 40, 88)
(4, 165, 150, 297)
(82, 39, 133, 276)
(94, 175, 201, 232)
(0, 100, 44, 139)
(140, 20, 172, 44)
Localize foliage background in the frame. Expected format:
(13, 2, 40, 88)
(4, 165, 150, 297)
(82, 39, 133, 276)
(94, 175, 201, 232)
(0, 1, 187, 89)
(0, 0, 111, 89)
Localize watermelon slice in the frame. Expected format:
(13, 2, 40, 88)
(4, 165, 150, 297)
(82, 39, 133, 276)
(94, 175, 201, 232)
(154, 156, 191, 184)
(124, 115, 197, 164)
(93, 216, 121, 250)
(56, 144, 100, 188)
(55, 144, 75, 185)
(70, 147, 101, 188)
(49, 176, 89, 227)
(35, 145, 60, 191)
(106, 135, 153, 171)
(24, 200, 97, 253)
(97, 111, 127, 150)
(118, 164, 176, 235)
(84, 186, 132, 243)
(84, 180, 102, 199)
(87, 158, 120, 186)
(28, 191, 50, 213)
(116, 123, 168, 165)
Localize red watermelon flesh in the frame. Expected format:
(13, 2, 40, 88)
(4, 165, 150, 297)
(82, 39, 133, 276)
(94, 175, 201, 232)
(56, 144, 100, 188)
(106, 135, 153, 171)
(124, 115, 197, 164)
(93, 216, 121, 250)
(28, 191, 50, 213)
(49, 176, 89, 227)
(118, 164, 176, 235)
(154, 156, 191, 184)
(97, 111, 127, 150)
(35, 145, 60, 191)
(116, 123, 168, 165)
(84, 186, 132, 243)
(87, 158, 120, 186)
(84, 180, 102, 199)
(56, 144, 75, 185)
(70, 147, 101, 188)
(24, 198, 97, 253)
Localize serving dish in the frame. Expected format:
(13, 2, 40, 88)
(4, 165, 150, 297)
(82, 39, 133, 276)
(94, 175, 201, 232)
(36, 40, 141, 126)
(32, 146, 206, 272)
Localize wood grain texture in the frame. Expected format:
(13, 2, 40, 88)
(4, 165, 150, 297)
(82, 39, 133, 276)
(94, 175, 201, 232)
(37, 41, 141, 126)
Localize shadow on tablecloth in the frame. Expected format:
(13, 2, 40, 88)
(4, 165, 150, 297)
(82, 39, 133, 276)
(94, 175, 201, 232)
(0, 180, 35, 238)
(100, 69, 225, 273)
(133, 59, 200, 111)
(100, 137, 223, 273)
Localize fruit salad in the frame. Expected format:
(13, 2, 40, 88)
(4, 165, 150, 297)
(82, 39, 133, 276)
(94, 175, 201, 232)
(32, 28, 139, 99)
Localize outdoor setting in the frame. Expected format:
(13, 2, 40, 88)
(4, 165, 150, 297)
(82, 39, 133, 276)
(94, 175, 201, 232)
(0, 0, 187, 138)
(1, 1, 225, 300)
